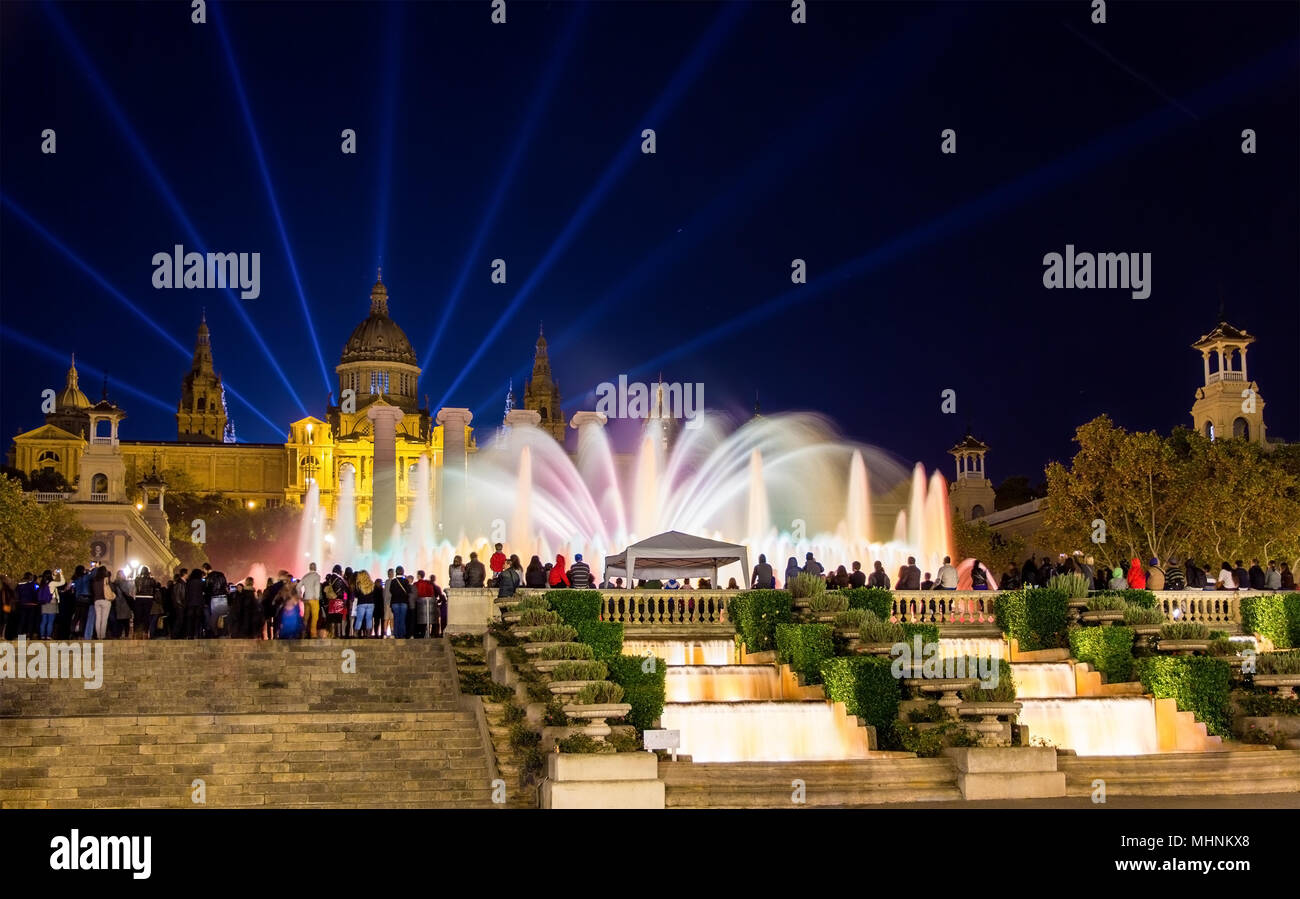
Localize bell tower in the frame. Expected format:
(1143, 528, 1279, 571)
(177, 311, 231, 442)
(948, 433, 996, 520)
(1190, 321, 1267, 444)
(522, 325, 565, 442)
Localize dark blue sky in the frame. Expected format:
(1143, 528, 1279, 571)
(2, 1, 1297, 484)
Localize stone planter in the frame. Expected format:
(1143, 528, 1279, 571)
(1130, 624, 1162, 645)
(1080, 610, 1126, 626)
(1158, 639, 1210, 656)
(548, 679, 601, 696)
(1068, 600, 1090, 622)
(858, 642, 897, 656)
(562, 702, 633, 741)
(903, 678, 979, 717)
(957, 701, 1022, 746)
(1253, 673, 1300, 697)
(524, 641, 574, 655)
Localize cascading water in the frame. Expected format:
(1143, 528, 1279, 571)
(665, 666, 787, 702)
(1011, 663, 1076, 698)
(1018, 697, 1160, 756)
(623, 639, 735, 666)
(661, 701, 874, 763)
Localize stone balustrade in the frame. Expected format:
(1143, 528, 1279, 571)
(517, 588, 736, 625)
(1154, 591, 1241, 625)
(892, 591, 998, 624)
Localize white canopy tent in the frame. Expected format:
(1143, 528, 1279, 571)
(603, 530, 750, 588)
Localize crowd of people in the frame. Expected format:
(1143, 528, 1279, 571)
(5, 542, 1294, 641)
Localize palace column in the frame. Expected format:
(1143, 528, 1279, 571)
(436, 407, 473, 540)
(367, 400, 405, 556)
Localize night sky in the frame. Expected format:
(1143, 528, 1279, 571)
(2, 1, 1297, 486)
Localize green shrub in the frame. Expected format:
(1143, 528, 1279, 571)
(556, 733, 612, 753)
(1086, 595, 1127, 612)
(574, 681, 625, 704)
(728, 590, 794, 652)
(1121, 589, 1157, 609)
(858, 612, 905, 645)
(538, 642, 594, 660)
(606, 729, 642, 752)
(1123, 605, 1165, 626)
(843, 587, 893, 620)
(960, 659, 1017, 702)
(894, 721, 981, 756)
(517, 608, 560, 627)
(573, 620, 623, 661)
(808, 592, 848, 614)
(1069, 626, 1136, 683)
(1240, 594, 1300, 649)
(513, 595, 550, 611)
(833, 608, 873, 632)
(821, 656, 901, 740)
(546, 590, 605, 625)
(1048, 572, 1090, 599)
(1235, 689, 1300, 717)
(774, 624, 834, 684)
(1207, 638, 1237, 657)
(789, 572, 826, 600)
(1137, 656, 1232, 737)
(542, 697, 569, 726)
(1208, 630, 1229, 640)
(1160, 622, 1210, 640)
(525, 680, 552, 702)
(530, 624, 579, 643)
(1257, 650, 1300, 675)
(906, 701, 947, 722)
(502, 702, 526, 724)
(901, 622, 939, 646)
(606, 654, 667, 732)
(995, 588, 1070, 651)
(551, 660, 608, 681)
(508, 721, 540, 749)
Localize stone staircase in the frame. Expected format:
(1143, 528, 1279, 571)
(660, 757, 962, 807)
(0, 640, 495, 809)
(1057, 748, 1300, 797)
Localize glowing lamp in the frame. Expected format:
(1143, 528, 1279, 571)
(248, 501, 256, 509)
(136, 503, 143, 510)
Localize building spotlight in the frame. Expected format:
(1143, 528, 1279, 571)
(248, 500, 256, 509)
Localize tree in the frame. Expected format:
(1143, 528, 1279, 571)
(952, 515, 1025, 577)
(994, 475, 1044, 511)
(0, 475, 91, 577)
(1042, 416, 1300, 572)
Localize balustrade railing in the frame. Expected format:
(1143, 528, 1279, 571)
(30, 491, 73, 503)
(890, 591, 998, 624)
(1156, 592, 1240, 625)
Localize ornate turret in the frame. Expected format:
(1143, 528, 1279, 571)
(177, 311, 232, 442)
(522, 325, 565, 442)
(948, 432, 995, 521)
(336, 269, 420, 415)
(1191, 320, 1268, 444)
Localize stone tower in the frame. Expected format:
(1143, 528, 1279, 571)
(523, 326, 565, 442)
(177, 312, 231, 442)
(948, 433, 996, 521)
(1190, 321, 1268, 444)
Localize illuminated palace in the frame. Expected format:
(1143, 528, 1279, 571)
(7, 272, 568, 568)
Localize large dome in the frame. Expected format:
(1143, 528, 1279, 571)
(340, 276, 417, 366)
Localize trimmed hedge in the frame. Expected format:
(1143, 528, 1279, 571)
(1137, 656, 1232, 737)
(1240, 593, 1300, 649)
(546, 590, 604, 625)
(774, 623, 834, 685)
(842, 587, 893, 620)
(820, 656, 901, 741)
(959, 657, 1017, 702)
(607, 654, 667, 732)
(1069, 626, 1135, 683)
(573, 620, 624, 662)
(901, 622, 939, 646)
(995, 588, 1070, 651)
(1094, 588, 1155, 608)
(728, 590, 793, 652)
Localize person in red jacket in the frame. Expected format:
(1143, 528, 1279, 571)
(489, 543, 507, 576)
(1126, 556, 1147, 590)
(548, 555, 570, 588)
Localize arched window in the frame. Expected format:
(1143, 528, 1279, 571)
(1204, 420, 1214, 440)
(338, 462, 357, 485)
(197, 396, 206, 412)
(970, 504, 985, 520)
(1233, 417, 1250, 440)
(37, 450, 60, 470)
(91, 473, 108, 494)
